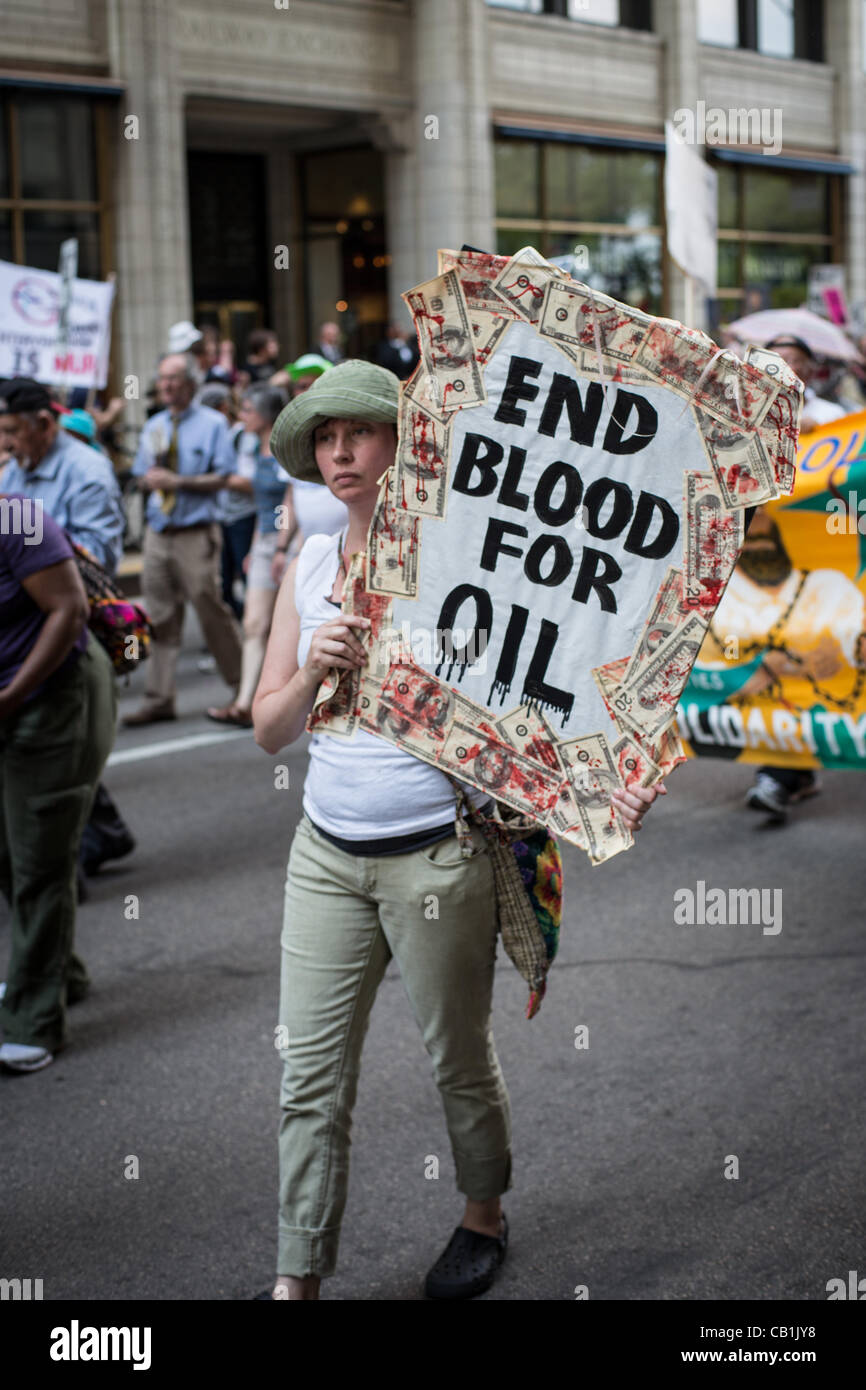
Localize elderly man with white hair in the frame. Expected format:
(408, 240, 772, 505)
(124, 352, 242, 725)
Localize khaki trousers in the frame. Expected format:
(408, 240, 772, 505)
(277, 812, 513, 1279)
(142, 523, 242, 703)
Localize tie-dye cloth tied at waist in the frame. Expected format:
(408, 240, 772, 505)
(448, 778, 563, 1021)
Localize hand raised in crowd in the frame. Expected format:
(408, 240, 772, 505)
(93, 396, 125, 431)
(611, 781, 667, 833)
(302, 614, 371, 685)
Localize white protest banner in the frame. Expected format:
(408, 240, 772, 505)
(309, 247, 802, 864)
(0, 258, 115, 389)
(807, 264, 848, 325)
(664, 120, 718, 294)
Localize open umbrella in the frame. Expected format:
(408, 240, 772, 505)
(725, 307, 861, 363)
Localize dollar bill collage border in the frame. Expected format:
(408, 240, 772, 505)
(306, 247, 803, 865)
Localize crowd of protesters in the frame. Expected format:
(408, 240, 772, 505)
(0, 317, 357, 1074)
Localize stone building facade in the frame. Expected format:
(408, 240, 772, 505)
(0, 0, 863, 419)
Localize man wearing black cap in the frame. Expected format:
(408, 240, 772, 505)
(743, 338, 845, 821)
(0, 378, 124, 574)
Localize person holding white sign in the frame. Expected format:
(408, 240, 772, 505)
(252, 361, 663, 1300)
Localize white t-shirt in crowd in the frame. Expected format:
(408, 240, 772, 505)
(291, 478, 348, 540)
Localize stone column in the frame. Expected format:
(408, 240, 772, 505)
(367, 113, 417, 327)
(409, 0, 495, 286)
(106, 0, 192, 423)
(654, 0, 704, 329)
(825, 0, 866, 315)
(383, 144, 416, 326)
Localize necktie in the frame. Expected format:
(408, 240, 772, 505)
(160, 418, 180, 515)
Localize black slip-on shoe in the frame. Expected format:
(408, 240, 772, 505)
(424, 1213, 508, 1300)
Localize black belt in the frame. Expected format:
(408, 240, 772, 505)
(157, 521, 214, 534)
(307, 800, 495, 858)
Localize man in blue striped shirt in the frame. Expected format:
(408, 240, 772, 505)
(0, 379, 124, 575)
(125, 353, 242, 724)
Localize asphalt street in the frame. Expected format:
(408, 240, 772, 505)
(3, 619, 865, 1302)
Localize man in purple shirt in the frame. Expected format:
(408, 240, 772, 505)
(0, 499, 116, 1072)
(0, 377, 133, 880)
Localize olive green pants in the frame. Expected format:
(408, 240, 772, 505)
(0, 636, 117, 1051)
(277, 812, 513, 1278)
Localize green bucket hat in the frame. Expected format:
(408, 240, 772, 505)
(270, 359, 400, 485)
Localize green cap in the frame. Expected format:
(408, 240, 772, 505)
(270, 359, 400, 485)
(285, 353, 333, 381)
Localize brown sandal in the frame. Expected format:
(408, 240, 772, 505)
(206, 705, 253, 728)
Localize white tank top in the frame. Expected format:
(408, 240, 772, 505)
(294, 531, 491, 839)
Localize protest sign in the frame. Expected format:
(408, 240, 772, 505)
(0, 258, 115, 389)
(679, 410, 866, 770)
(309, 247, 802, 862)
(807, 264, 848, 326)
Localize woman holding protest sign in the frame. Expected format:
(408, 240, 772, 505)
(252, 360, 662, 1299)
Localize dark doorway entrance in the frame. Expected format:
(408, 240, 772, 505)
(187, 150, 270, 354)
(299, 145, 388, 360)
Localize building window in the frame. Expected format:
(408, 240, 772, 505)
(697, 0, 738, 46)
(568, 0, 651, 25)
(568, 0, 618, 22)
(489, 0, 651, 25)
(494, 136, 663, 312)
(757, 0, 794, 57)
(714, 160, 839, 315)
(0, 91, 112, 278)
(698, 0, 823, 61)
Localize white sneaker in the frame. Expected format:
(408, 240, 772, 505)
(745, 772, 789, 819)
(0, 1042, 54, 1072)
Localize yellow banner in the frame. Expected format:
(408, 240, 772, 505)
(679, 410, 866, 769)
